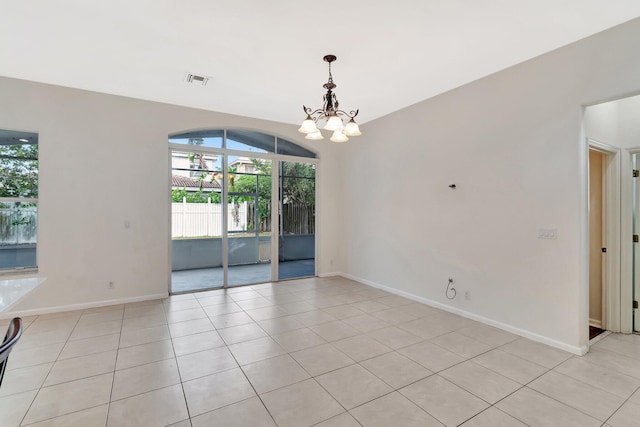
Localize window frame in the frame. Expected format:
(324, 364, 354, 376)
(0, 129, 39, 273)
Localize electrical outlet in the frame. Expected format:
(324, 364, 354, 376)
(465, 291, 471, 300)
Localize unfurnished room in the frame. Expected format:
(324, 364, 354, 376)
(2, 1, 640, 426)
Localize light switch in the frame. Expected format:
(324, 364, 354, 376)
(537, 228, 557, 239)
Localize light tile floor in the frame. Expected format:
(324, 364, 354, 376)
(1, 276, 640, 426)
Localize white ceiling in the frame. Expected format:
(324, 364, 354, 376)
(1, 1, 640, 125)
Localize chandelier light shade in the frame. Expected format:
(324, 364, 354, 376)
(299, 55, 361, 142)
(330, 130, 349, 143)
(305, 130, 323, 140)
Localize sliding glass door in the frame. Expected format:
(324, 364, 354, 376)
(170, 149, 224, 292)
(279, 161, 316, 280)
(169, 130, 317, 293)
(227, 159, 272, 287)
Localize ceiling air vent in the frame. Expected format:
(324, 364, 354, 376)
(185, 73, 211, 85)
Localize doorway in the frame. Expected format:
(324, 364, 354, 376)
(585, 139, 621, 339)
(588, 149, 605, 338)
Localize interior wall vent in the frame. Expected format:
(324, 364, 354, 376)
(185, 73, 211, 85)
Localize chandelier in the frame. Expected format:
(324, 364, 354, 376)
(298, 55, 361, 143)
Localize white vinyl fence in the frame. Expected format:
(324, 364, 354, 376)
(172, 200, 248, 238)
(0, 205, 37, 245)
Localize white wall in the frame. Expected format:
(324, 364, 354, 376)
(343, 18, 640, 352)
(584, 94, 640, 148)
(0, 77, 345, 313)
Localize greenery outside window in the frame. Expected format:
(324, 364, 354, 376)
(0, 129, 38, 271)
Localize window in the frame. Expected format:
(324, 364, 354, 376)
(0, 129, 38, 270)
(169, 129, 317, 159)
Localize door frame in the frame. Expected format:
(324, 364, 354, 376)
(587, 149, 605, 329)
(168, 140, 319, 293)
(587, 139, 621, 338)
(622, 147, 640, 332)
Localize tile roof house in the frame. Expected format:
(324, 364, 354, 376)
(171, 175, 220, 192)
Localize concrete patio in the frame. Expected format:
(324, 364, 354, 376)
(171, 259, 315, 293)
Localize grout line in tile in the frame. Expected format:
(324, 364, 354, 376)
(17, 312, 84, 427)
(526, 370, 628, 424)
(18, 403, 109, 427)
(168, 312, 193, 423)
(104, 304, 126, 426)
(213, 311, 280, 427)
(601, 391, 639, 426)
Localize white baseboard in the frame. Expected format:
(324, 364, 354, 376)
(589, 330, 611, 345)
(589, 318, 603, 329)
(338, 272, 588, 356)
(0, 293, 169, 320)
(318, 272, 342, 278)
(2, 271, 589, 355)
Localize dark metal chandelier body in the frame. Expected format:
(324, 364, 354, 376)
(299, 55, 361, 142)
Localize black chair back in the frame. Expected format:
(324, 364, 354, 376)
(0, 318, 23, 388)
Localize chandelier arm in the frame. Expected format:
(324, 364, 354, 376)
(303, 106, 327, 119)
(335, 109, 359, 119)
